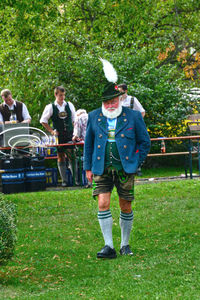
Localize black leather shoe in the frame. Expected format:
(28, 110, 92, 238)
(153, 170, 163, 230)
(97, 245, 117, 259)
(120, 245, 133, 256)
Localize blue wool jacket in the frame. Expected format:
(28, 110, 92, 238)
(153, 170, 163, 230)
(83, 107, 151, 175)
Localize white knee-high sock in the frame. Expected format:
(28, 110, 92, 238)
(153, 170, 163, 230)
(57, 161, 67, 183)
(98, 210, 114, 249)
(119, 211, 134, 248)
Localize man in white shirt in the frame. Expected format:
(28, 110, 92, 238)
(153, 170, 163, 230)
(40, 86, 76, 187)
(118, 84, 145, 118)
(0, 89, 31, 124)
(118, 84, 145, 176)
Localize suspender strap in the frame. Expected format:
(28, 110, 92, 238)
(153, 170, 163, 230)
(130, 97, 134, 109)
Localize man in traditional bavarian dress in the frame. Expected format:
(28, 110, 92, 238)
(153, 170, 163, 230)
(118, 83, 145, 176)
(84, 60, 151, 259)
(40, 86, 76, 187)
(118, 83, 145, 118)
(0, 89, 31, 124)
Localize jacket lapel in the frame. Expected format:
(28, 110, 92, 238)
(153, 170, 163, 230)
(97, 110, 108, 134)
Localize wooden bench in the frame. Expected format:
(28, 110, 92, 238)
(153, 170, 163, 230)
(148, 136, 200, 179)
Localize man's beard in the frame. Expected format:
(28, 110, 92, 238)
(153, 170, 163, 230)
(102, 102, 122, 119)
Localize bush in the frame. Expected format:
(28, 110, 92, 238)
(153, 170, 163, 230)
(0, 194, 17, 265)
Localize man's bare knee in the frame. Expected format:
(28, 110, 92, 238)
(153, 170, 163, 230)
(98, 193, 111, 211)
(119, 197, 132, 213)
(57, 152, 65, 162)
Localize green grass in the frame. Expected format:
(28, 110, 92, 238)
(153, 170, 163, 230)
(0, 180, 200, 299)
(137, 165, 200, 178)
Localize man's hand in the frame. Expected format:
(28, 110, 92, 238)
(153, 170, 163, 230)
(72, 135, 80, 142)
(86, 170, 93, 183)
(5, 120, 19, 124)
(41, 123, 59, 136)
(51, 129, 59, 136)
(21, 119, 31, 124)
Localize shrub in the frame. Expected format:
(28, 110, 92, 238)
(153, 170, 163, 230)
(0, 194, 17, 265)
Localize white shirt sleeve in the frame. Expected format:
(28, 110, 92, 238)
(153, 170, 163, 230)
(22, 103, 31, 120)
(133, 97, 145, 113)
(73, 116, 79, 137)
(68, 102, 76, 123)
(40, 104, 53, 124)
(0, 113, 3, 123)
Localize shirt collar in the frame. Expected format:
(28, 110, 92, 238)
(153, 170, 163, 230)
(4, 99, 16, 109)
(54, 100, 67, 108)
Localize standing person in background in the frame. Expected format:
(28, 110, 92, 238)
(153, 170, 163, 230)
(72, 109, 90, 187)
(72, 109, 88, 142)
(118, 83, 145, 118)
(0, 89, 31, 124)
(40, 86, 76, 187)
(118, 83, 145, 176)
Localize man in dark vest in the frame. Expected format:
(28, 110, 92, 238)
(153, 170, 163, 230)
(40, 86, 76, 187)
(0, 89, 31, 124)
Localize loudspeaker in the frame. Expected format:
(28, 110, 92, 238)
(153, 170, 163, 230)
(0, 123, 29, 147)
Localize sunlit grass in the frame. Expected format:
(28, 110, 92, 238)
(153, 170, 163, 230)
(138, 164, 199, 178)
(0, 179, 199, 299)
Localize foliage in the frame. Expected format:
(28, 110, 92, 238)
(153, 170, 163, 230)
(1, 182, 199, 298)
(0, 194, 17, 265)
(0, 0, 200, 136)
(132, 62, 194, 137)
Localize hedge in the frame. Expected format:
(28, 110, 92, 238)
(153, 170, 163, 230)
(0, 194, 17, 265)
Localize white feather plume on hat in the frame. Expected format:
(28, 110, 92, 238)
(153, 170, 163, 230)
(99, 58, 118, 83)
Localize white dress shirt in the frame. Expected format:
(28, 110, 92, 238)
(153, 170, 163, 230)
(0, 100, 31, 122)
(122, 95, 145, 113)
(40, 100, 76, 124)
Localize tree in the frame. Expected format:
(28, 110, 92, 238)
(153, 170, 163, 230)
(0, 0, 199, 138)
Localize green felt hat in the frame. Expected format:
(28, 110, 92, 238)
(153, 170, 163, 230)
(101, 82, 124, 102)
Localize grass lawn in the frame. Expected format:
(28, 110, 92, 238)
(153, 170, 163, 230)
(0, 180, 199, 299)
(137, 165, 200, 179)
